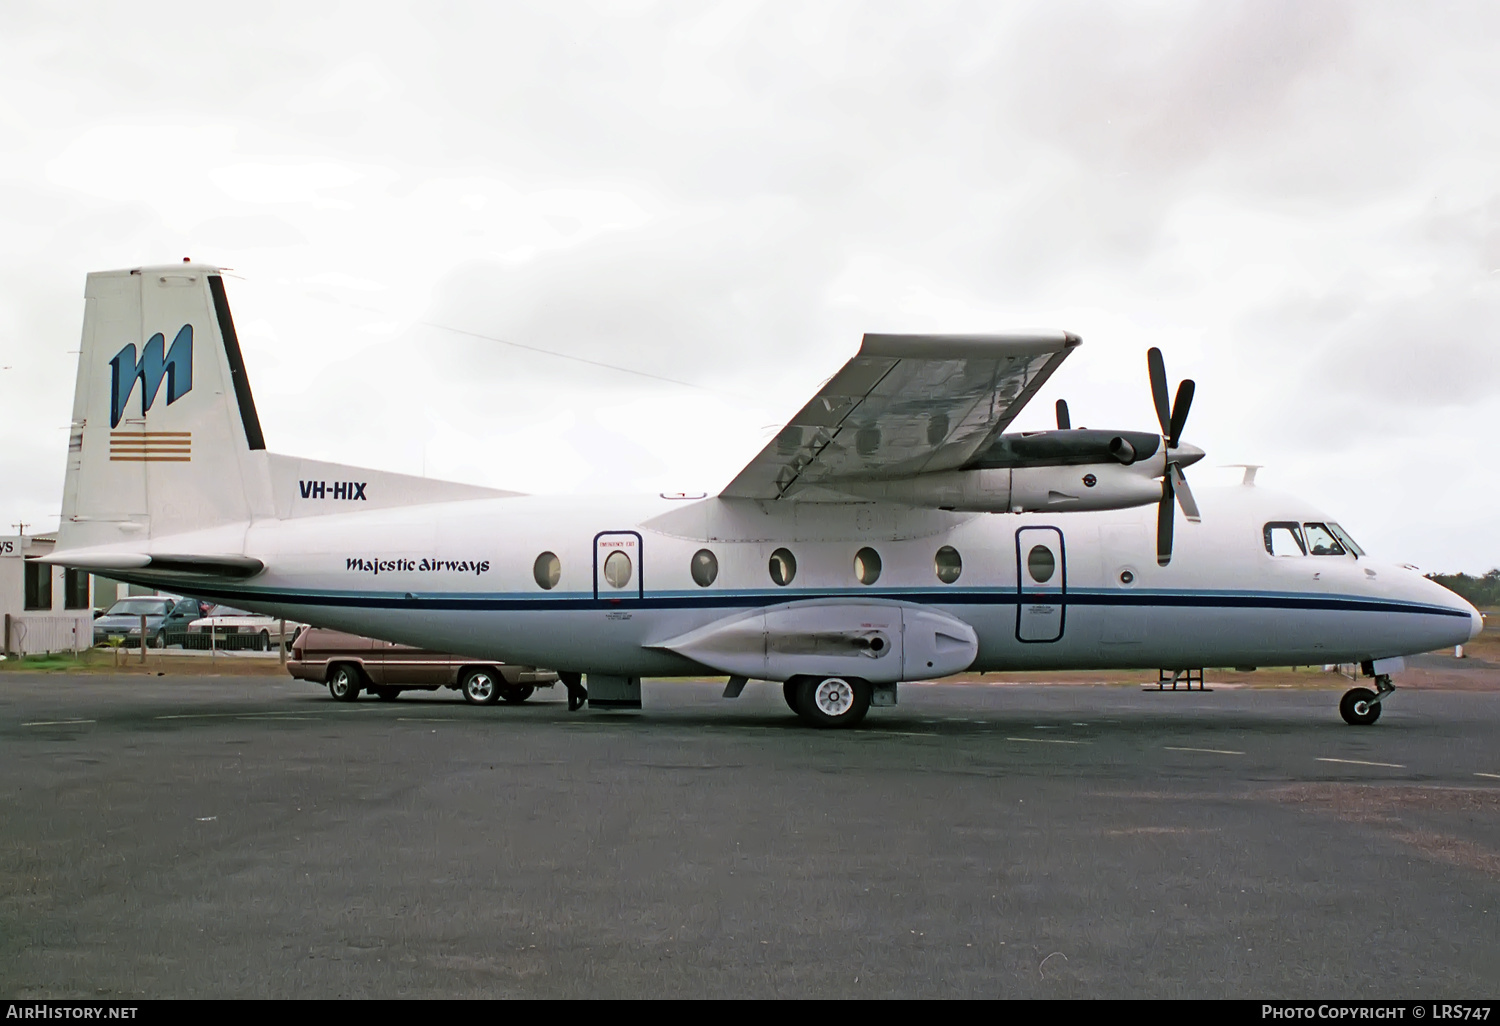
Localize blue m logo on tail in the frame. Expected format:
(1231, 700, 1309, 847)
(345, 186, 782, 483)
(109, 325, 193, 428)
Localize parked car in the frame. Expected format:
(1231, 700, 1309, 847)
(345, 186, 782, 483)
(287, 627, 559, 704)
(184, 606, 307, 651)
(93, 595, 208, 648)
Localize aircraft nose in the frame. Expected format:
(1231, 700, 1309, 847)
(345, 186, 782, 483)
(1470, 608, 1485, 643)
(1172, 442, 1205, 468)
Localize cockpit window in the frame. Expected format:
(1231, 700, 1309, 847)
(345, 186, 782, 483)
(1302, 523, 1346, 556)
(1263, 521, 1307, 556)
(1325, 522, 1365, 557)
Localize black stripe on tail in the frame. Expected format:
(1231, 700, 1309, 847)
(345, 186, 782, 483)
(208, 275, 266, 451)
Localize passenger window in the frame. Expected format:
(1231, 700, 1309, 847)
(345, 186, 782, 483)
(690, 549, 718, 587)
(533, 551, 561, 590)
(602, 550, 633, 589)
(1302, 523, 1346, 556)
(1263, 522, 1306, 556)
(1027, 545, 1056, 583)
(769, 548, 796, 586)
(854, 547, 882, 585)
(934, 546, 962, 584)
(1326, 522, 1365, 557)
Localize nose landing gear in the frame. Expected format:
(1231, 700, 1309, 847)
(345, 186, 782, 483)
(1340, 674, 1395, 726)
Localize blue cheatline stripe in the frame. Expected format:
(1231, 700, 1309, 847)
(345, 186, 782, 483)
(120, 575, 1470, 620)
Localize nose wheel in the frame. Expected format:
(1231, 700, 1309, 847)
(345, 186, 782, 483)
(1340, 675, 1395, 726)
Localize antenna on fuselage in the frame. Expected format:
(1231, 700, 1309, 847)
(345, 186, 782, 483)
(1221, 464, 1262, 486)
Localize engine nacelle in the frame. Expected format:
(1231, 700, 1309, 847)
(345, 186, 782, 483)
(827, 463, 1162, 513)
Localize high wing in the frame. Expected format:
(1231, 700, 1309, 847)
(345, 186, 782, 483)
(721, 332, 1080, 500)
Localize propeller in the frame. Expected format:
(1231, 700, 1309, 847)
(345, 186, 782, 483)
(1055, 398, 1071, 430)
(1147, 347, 1203, 566)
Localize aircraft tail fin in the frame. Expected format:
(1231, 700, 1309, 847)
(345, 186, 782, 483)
(59, 264, 273, 551)
(56, 263, 521, 557)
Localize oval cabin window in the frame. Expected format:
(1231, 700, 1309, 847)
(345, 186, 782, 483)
(534, 551, 561, 590)
(854, 547, 882, 585)
(1027, 544, 1056, 584)
(934, 546, 962, 584)
(690, 549, 718, 587)
(769, 548, 797, 586)
(603, 550, 633, 589)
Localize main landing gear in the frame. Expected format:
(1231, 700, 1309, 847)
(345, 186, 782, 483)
(783, 675, 872, 729)
(1339, 674, 1396, 726)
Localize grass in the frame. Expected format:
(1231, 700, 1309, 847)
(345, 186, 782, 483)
(0, 647, 291, 676)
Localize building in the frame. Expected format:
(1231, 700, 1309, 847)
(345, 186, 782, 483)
(0, 533, 94, 656)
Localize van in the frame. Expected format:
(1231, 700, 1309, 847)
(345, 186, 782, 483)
(287, 627, 559, 704)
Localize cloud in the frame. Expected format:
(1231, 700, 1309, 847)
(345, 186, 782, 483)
(2, 1, 1500, 570)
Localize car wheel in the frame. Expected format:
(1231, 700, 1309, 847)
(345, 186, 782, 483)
(253, 630, 270, 651)
(461, 668, 500, 705)
(497, 683, 535, 704)
(148, 630, 165, 649)
(327, 664, 362, 702)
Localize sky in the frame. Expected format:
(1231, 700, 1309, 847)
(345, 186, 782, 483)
(1, 1, 1497, 571)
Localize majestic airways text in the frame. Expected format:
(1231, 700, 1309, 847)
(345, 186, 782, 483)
(346, 557, 490, 575)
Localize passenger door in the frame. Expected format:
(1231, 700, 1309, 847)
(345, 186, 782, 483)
(1016, 526, 1066, 643)
(594, 531, 644, 601)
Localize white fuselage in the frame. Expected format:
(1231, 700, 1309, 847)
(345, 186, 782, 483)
(124, 484, 1480, 678)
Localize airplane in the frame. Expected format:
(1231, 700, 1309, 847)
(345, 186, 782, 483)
(34, 262, 1482, 728)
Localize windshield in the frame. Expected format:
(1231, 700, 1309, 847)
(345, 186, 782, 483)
(1263, 522, 1306, 557)
(1303, 523, 1347, 556)
(207, 606, 253, 617)
(106, 598, 172, 616)
(1325, 522, 1365, 557)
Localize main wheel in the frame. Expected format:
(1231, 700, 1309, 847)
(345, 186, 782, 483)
(327, 664, 362, 702)
(461, 668, 500, 705)
(1339, 687, 1382, 726)
(497, 683, 535, 704)
(793, 676, 872, 729)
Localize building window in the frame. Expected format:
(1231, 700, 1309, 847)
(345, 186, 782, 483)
(64, 569, 90, 610)
(24, 562, 52, 611)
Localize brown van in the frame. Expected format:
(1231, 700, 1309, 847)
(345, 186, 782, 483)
(288, 627, 559, 705)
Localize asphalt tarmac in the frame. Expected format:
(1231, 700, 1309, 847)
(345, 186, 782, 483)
(2, 674, 1497, 999)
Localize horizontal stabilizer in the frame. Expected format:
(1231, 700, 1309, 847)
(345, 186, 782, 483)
(35, 551, 264, 579)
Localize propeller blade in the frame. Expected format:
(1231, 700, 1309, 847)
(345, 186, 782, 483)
(1055, 398, 1071, 431)
(1169, 462, 1201, 523)
(1168, 379, 1195, 448)
(1147, 347, 1171, 438)
(1156, 478, 1174, 566)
